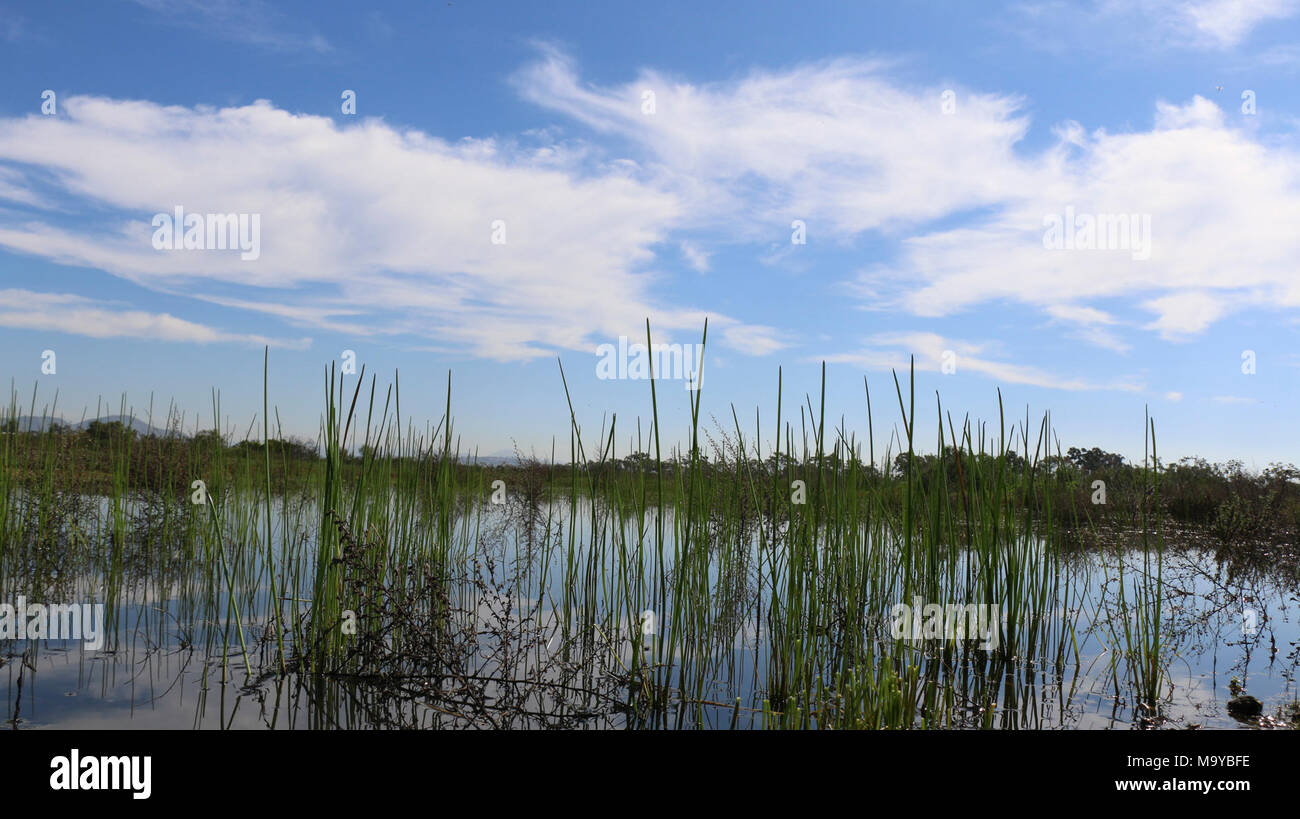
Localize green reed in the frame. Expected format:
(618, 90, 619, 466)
(1, 331, 1174, 729)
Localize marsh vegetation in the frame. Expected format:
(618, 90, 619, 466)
(3, 341, 1298, 729)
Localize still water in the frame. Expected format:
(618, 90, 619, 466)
(3, 494, 1297, 729)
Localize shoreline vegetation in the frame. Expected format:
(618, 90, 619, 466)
(4, 399, 1296, 547)
(3, 337, 1299, 729)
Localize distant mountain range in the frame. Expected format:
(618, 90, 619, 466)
(5, 415, 172, 436)
(0, 418, 535, 463)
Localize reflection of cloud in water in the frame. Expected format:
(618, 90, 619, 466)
(5, 492, 1299, 729)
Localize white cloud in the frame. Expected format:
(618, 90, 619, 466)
(3, 50, 1297, 370)
(720, 324, 788, 356)
(0, 167, 47, 207)
(1182, 0, 1299, 47)
(823, 332, 1144, 392)
(680, 240, 710, 272)
(1045, 304, 1116, 325)
(864, 96, 1300, 338)
(0, 289, 309, 348)
(518, 53, 1300, 344)
(1010, 0, 1298, 51)
(0, 95, 780, 360)
(1044, 303, 1130, 352)
(1142, 291, 1231, 338)
(514, 47, 1034, 236)
(130, 0, 332, 53)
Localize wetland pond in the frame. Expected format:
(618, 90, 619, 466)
(3, 491, 1298, 730)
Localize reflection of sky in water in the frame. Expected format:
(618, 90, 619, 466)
(1055, 544, 1300, 730)
(4, 498, 1298, 729)
(8, 647, 277, 729)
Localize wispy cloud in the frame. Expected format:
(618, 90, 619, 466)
(680, 241, 710, 273)
(823, 332, 1144, 392)
(130, 0, 332, 54)
(4, 47, 1299, 368)
(1182, 0, 1299, 47)
(1009, 0, 1299, 52)
(848, 96, 1300, 340)
(0, 168, 49, 208)
(521, 49, 1300, 344)
(0, 289, 310, 348)
(0, 94, 781, 360)
(514, 46, 1033, 236)
(0, 10, 28, 43)
(1044, 304, 1130, 352)
(1212, 394, 1258, 404)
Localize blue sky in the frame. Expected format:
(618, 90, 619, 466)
(1, 0, 1299, 467)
